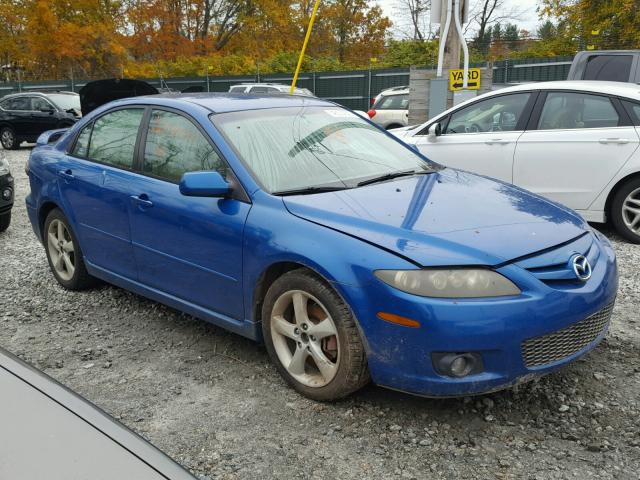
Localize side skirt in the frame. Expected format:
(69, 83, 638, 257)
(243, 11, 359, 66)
(86, 261, 260, 341)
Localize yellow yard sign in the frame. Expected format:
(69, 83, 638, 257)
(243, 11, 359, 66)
(449, 68, 481, 91)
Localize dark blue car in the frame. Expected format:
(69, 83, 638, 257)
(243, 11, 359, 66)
(25, 94, 618, 401)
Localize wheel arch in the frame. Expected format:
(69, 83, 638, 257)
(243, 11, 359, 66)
(252, 261, 330, 323)
(38, 201, 62, 239)
(604, 171, 640, 220)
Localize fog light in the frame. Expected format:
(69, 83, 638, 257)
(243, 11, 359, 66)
(450, 356, 472, 377)
(432, 352, 484, 378)
(1, 187, 11, 201)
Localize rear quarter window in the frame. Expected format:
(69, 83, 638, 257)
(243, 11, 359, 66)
(373, 94, 409, 110)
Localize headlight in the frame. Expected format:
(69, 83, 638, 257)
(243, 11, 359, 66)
(375, 269, 520, 298)
(0, 156, 9, 176)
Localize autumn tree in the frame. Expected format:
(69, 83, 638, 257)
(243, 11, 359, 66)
(541, 0, 640, 49)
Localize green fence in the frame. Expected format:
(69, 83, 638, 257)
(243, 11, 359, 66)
(0, 56, 577, 110)
(493, 56, 575, 84)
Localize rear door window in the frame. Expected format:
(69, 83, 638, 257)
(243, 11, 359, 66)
(2, 97, 31, 111)
(583, 55, 633, 82)
(374, 94, 409, 110)
(538, 92, 619, 130)
(87, 108, 144, 169)
(71, 123, 92, 158)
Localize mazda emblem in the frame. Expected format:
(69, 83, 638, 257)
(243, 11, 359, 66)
(571, 255, 592, 281)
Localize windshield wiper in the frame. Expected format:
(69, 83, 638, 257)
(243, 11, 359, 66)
(356, 170, 430, 187)
(272, 185, 351, 196)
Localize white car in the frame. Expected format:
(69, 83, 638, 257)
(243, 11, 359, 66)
(367, 86, 409, 129)
(393, 80, 640, 243)
(228, 83, 313, 96)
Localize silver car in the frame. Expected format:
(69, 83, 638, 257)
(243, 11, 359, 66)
(367, 86, 409, 129)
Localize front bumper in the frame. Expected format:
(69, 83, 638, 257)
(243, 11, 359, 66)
(0, 173, 14, 215)
(343, 233, 618, 397)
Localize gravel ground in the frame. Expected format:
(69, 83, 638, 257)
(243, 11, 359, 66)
(1, 148, 639, 480)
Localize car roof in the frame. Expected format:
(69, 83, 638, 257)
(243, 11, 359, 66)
(1, 91, 78, 99)
(488, 80, 640, 100)
(115, 92, 332, 113)
(380, 86, 409, 96)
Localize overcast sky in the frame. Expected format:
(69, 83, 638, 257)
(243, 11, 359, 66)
(377, 0, 542, 38)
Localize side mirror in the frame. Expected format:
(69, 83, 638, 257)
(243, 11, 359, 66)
(179, 171, 231, 197)
(427, 122, 441, 140)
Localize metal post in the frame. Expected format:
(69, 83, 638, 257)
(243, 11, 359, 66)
(290, 0, 321, 94)
(367, 64, 372, 110)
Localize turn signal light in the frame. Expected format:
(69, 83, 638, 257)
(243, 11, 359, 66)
(367, 109, 376, 118)
(377, 312, 420, 328)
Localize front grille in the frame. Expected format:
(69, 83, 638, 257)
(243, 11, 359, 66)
(522, 302, 614, 368)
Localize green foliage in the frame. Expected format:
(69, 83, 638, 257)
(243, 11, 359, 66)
(381, 40, 439, 68)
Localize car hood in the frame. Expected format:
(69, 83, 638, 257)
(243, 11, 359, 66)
(283, 169, 588, 267)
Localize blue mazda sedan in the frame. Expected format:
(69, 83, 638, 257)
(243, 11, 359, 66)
(26, 93, 618, 401)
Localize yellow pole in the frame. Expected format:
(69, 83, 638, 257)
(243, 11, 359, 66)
(290, 0, 322, 94)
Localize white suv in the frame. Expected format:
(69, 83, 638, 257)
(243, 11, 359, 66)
(229, 83, 313, 96)
(367, 86, 409, 130)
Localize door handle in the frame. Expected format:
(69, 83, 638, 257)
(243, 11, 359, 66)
(131, 194, 154, 209)
(599, 138, 630, 144)
(485, 139, 510, 145)
(57, 169, 74, 181)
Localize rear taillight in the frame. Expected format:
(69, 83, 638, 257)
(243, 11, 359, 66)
(367, 109, 376, 118)
(371, 98, 376, 106)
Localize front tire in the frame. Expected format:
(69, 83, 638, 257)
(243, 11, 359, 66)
(0, 212, 10, 232)
(262, 269, 369, 401)
(43, 209, 97, 290)
(611, 178, 640, 244)
(0, 127, 19, 149)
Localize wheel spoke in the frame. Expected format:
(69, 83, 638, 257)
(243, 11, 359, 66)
(288, 346, 308, 376)
(626, 197, 640, 208)
(623, 205, 640, 216)
(308, 342, 337, 381)
(62, 254, 74, 273)
(308, 318, 337, 340)
(54, 252, 65, 271)
(272, 315, 297, 339)
(47, 232, 58, 247)
(292, 292, 310, 325)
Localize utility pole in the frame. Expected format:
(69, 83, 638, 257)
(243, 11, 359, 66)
(439, 0, 461, 72)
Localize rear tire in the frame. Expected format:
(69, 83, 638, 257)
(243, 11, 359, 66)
(0, 127, 19, 150)
(0, 212, 10, 232)
(43, 208, 98, 290)
(262, 269, 369, 401)
(610, 177, 640, 244)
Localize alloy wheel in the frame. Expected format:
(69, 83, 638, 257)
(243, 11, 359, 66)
(47, 219, 76, 281)
(622, 187, 640, 234)
(270, 290, 340, 388)
(1, 129, 14, 149)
